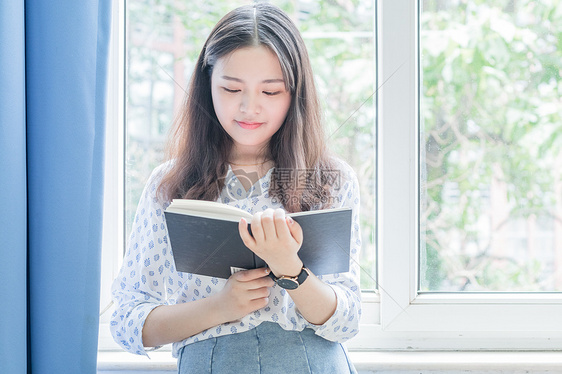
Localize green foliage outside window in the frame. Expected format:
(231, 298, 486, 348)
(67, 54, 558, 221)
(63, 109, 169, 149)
(126, 0, 562, 293)
(420, 0, 562, 292)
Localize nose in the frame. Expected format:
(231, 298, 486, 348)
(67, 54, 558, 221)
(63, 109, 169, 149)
(240, 91, 261, 114)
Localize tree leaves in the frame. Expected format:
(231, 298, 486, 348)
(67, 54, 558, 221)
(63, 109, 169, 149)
(420, 0, 562, 292)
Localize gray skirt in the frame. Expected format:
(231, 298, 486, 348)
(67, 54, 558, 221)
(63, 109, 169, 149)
(177, 322, 357, 373)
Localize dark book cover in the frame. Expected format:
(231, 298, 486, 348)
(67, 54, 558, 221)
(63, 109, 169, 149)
(164, 208, 352, 279)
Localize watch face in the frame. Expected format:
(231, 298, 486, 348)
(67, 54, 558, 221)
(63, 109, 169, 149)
(277, 278, 299, 290)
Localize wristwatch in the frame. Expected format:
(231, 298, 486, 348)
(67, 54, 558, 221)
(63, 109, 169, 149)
(269, 266, 309, 290)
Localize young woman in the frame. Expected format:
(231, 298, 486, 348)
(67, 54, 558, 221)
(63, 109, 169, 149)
(111, 3, 362, 373)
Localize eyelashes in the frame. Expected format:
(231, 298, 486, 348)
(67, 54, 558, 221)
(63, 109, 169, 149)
(221, 87, 282, 96)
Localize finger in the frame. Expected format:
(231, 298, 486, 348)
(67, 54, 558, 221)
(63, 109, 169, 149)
(260, 208, 277, 240)
(250, 212, 265, 243)
(239, 218, 256, 249)
(234, 267, 270, 282)
(273, 208, 292, 241)
(248, 297, 270, 311)
(246, 286, 271, 300)
(246, 275, 275, 290)
(286, 217, 303, 245)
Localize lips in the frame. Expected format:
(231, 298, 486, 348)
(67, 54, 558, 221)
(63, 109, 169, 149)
(236, 120, 264, 130)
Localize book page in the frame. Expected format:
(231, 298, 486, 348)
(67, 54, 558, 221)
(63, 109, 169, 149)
(166, 199, 253, 221)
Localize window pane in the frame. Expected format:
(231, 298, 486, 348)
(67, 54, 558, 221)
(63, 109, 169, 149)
(125, 0, 377, 289)
(419, 0, 562, 292)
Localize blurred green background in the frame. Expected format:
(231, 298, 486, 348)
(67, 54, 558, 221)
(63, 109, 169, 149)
(124, 0, 562, 292)
(419, 0, 562, 292)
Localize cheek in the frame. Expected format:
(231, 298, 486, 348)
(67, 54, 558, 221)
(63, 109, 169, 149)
(212, 92, 234, 121)
(211, 87, 221, 114)
(274, 96, 292, 121)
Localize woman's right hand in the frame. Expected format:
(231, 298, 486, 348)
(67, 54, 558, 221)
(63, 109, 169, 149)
(216, 267, 274, 322)
(143, 268, 273, 347)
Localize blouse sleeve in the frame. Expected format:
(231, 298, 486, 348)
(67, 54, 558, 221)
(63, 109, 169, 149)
(308, 161, 362, 342)
(110, 163, 177, 356)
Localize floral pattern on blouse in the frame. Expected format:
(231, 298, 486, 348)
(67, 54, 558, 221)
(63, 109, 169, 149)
(110, 158, 362, 357)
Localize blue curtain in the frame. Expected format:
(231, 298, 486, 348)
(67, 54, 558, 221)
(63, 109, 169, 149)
(0, 1, 111, 373)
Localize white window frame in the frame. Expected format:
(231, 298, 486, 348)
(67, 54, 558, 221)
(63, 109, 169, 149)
(359, 0, 562, 351)
(99, 0, 125, 352)
(99, 0, 562, 355)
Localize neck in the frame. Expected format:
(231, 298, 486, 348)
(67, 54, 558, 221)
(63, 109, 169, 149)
(228, 159, 271, 167)
(228, 147, 271, 167)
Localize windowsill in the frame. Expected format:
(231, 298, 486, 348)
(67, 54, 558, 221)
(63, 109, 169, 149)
(97, 350, 562, 372)
(98, 351, 176, 371)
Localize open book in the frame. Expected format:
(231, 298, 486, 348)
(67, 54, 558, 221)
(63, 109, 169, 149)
(164, 199, 352, 278)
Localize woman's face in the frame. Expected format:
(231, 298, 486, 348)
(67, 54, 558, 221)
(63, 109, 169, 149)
(211, 45, 292, 156)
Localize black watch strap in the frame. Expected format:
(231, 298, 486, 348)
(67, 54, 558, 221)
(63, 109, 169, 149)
(269, 266, 309, 290)
(295, 267, 309, 284)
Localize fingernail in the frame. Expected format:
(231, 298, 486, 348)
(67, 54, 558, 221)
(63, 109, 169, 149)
(287, 217, 294, 224)
(265, 268, 270, 274)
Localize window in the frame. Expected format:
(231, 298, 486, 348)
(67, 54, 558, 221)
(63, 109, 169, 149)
(99, 0, 562, 356)
(123, 0, 377, 290)
(420, 0, 562, 293)
(365, 0, 562, 350)
(99, 0, 377, 352)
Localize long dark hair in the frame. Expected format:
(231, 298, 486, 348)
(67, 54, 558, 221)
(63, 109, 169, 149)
(159, 3, 335, 212)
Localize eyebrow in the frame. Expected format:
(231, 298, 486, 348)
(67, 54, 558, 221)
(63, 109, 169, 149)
(221, 75, 285, 84)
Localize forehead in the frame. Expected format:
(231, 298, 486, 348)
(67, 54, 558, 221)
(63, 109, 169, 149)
(213, 46, 285, 81)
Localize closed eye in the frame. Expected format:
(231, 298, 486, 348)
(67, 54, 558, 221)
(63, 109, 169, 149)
(263, 91, 281, 96)
(222, 87, 240, 93)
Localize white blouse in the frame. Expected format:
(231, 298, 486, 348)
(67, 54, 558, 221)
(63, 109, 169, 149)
(110, 159, 362, 358)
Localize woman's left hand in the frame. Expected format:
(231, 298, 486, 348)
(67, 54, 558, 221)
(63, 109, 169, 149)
(239, 208, 304, 277)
